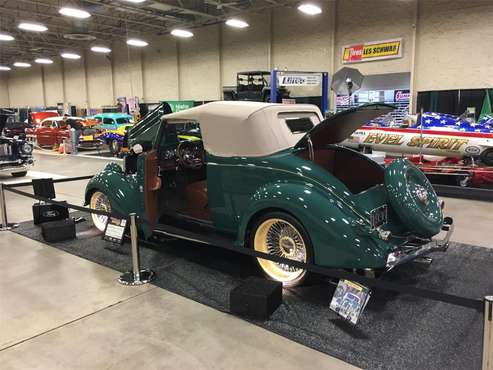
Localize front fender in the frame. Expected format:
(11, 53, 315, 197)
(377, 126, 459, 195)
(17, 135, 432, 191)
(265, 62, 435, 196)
(237, 181, 391, 269)
(84, 162, 144, 220)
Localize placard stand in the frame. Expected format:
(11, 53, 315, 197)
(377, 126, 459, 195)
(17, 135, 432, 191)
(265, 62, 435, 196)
(118, 213, 155, 286)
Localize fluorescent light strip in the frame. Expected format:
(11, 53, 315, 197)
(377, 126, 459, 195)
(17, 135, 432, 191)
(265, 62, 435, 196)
(126, 38, 148, 47)
(13, 62, 31, 68)
(171, 29, 193, 38)
(0, 33, 15, 41)
(61, 52, 81, 60)
(0, 66, 11, 71)
(225, 19, 249, 28)
(59, 7, 91, 19)
(18, 22, 48, 32)
(297, 3, 322, 15)
(35, 58, 54, 64)
(91, 46, 111, 53)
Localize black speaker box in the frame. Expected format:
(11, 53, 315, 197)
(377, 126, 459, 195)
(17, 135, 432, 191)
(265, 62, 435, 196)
(32, 178, 56, 199)
(33, 202, 69, 225)
(41, 218, 76, 242)
(229, 276, 282, 320)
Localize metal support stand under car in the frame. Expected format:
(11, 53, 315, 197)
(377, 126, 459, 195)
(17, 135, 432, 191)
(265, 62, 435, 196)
(483, 296, 493, 370)
(0, 183, 17, 231)
(118, 213, 155, 286)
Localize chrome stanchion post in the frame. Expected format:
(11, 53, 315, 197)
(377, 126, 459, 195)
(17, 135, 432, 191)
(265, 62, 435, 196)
(0, 183, 17, 231)
(130, 213, 141, 282)
(118, 213, 155, 286)
(0, 183, 8, 231)
(483, 296, 493, 370)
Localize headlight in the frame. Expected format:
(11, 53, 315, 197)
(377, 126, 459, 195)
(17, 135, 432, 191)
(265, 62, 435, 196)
(21, 142, 33, 154)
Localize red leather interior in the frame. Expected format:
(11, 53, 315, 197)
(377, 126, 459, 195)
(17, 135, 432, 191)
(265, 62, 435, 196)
(298, 147, 384, 194)
(185, 180, 211, 220)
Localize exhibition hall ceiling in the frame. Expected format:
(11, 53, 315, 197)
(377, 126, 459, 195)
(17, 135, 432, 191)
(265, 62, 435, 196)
(0, 0, 296, 65)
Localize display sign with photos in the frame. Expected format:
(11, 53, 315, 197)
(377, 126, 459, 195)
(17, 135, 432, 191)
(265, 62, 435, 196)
(330, 279, 371, 325)
(103, 217, 128, 245)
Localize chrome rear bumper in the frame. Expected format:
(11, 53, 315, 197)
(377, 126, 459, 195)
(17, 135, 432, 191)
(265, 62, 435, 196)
(386, 217, 454, 270)
(0, 161, 33, 174)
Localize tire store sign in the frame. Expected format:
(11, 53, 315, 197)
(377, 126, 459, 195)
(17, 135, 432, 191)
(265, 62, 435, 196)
(342, 38, 402, 64)
(278, 74, 321, 86)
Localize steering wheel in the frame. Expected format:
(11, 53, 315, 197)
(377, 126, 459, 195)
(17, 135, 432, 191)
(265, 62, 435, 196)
(177, 140, 204, 169)
(385, 158, 443, 238)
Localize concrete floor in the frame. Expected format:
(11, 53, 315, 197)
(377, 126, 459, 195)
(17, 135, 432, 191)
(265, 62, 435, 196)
(0, 150, 357, 370)
(1, 150, 491, 369)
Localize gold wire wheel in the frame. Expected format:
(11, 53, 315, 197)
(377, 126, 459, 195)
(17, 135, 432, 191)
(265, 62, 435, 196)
(253, 218, 307, 286)
(89, 191, 111, 232)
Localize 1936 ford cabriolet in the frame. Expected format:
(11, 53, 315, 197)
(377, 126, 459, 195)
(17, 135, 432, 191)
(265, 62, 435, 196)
(86, 101, 453, 287)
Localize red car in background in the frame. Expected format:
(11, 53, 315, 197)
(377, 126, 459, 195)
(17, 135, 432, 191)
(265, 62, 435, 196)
(27, 116, 101, 149)
(30, 111, 59, 126)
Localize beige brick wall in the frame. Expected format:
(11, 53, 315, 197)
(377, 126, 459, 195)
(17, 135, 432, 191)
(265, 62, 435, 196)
(1, 0, 491, 110)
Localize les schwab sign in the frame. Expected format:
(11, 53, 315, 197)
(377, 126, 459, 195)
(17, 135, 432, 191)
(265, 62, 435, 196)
(342, 38, 402, 64)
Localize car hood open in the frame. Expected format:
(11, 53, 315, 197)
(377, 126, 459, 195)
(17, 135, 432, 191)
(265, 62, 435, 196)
(295, 103, 395, 149)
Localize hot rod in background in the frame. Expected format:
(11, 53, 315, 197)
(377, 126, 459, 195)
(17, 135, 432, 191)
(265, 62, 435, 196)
(0, 113, 34, 177)
(27, 116, 101, 149)
(86, 101, 452, 287)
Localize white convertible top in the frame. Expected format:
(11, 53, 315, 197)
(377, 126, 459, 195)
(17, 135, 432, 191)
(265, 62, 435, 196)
(162, 101, 322, 157)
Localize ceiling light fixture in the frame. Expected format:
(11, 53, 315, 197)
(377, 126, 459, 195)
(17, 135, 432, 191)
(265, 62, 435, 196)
(0, 66, 11, 71)
(126, 38, 148, 47)
(121, 0, 146, 3)
(18, 22, 48, 32)
(225, 19, 249, 28)
(297, 3, 322, 15)
(91, 46, 112, 53)
(59, 7, 91, 19)
(13, 62, 31, 68)
(35, 58, 54, 64)
(171, 29, 193, 38)
(61, 52, 81, 60)
(0, 33, 15, 41)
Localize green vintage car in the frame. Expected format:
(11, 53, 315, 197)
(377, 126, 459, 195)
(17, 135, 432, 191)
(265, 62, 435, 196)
(85, 101, 453, 287)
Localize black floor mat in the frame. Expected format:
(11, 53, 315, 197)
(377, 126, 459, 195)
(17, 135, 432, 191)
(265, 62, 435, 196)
(13, 213, 492, 370)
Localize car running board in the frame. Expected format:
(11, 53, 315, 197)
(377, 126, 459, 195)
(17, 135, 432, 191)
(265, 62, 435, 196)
(153, 223, 235, 249)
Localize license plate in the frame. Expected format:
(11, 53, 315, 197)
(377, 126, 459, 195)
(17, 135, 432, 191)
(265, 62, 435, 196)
(370, 205, 388, 229)
(82, 135, 93, 141)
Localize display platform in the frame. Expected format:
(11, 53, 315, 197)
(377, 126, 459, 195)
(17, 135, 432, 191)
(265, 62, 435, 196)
(13, 212, 492, 370)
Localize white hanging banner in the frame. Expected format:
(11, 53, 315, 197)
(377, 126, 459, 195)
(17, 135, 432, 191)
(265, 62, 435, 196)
(278, 74, 321, 86)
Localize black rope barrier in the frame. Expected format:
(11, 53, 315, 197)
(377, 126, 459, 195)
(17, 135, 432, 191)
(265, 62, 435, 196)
(3, 175, 94, 188)
(3, 178, 484, 312)
(4, 186, 127, 220)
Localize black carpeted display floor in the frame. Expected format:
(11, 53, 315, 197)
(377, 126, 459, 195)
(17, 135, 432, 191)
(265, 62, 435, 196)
(13, 213, 493, 370)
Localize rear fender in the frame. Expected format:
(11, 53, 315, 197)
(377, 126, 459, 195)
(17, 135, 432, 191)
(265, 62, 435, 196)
(237, 181, 390, 268)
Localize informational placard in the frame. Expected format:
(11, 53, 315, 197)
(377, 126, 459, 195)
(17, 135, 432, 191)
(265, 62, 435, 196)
(330, 279, 371, 325)
(103, 217, 128, 245)
(342, 38, 402, 64)
(278, 74, 321, 86)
